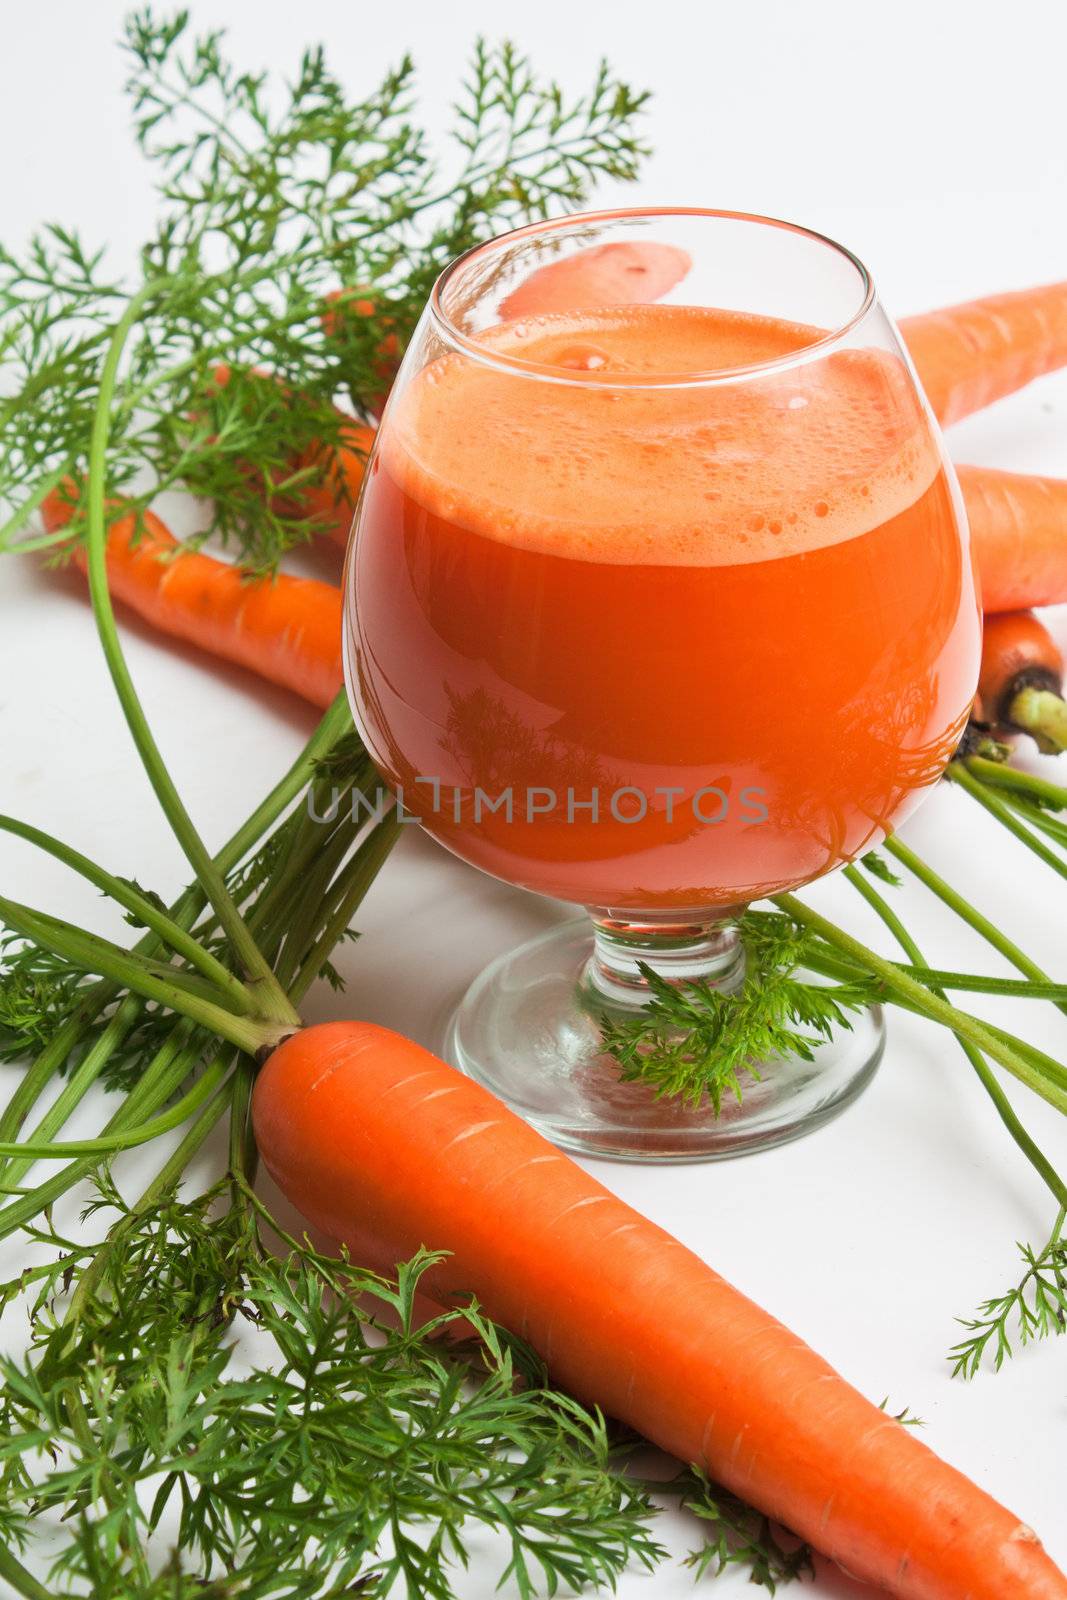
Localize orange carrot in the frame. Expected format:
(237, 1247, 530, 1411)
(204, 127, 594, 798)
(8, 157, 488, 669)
(42, 492, 343, 707)
(957, 464, 1067, 613)
(902, 279, 1067, 427)
(979, 610, 1064, 712)
(498, 240, 692, 320)
(253, 1020, 1067, 1600)
(975, 609, 1067, 752)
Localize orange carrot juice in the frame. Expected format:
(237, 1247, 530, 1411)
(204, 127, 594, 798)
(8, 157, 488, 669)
(346, 305, 979, 908)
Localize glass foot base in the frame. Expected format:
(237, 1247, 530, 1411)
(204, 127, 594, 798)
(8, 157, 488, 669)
(445, 918, 885, 1163)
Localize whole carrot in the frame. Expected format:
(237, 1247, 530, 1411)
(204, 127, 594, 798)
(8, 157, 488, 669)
(902, 279, 1067, 427)
(956, 463, 1067, 612)
(253, 1020, 1067, 1600)
(976, 609, 1067, 752)
(42, 492, 343, 707)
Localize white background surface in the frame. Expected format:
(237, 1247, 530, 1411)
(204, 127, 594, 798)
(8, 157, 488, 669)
(2, 2, 1066, 1594)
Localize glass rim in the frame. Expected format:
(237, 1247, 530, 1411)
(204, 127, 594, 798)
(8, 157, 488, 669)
(428, 205, 877, 390)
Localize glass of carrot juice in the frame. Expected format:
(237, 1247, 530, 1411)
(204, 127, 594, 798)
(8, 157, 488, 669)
(343, 208, 979, 1161)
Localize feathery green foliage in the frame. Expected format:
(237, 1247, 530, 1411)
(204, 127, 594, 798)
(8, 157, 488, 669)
(598, 913, 874, 1111)
(0, 1183, 667, 1598)
(950, 1207, 1067, 1378)
(0, 10, 649, 572)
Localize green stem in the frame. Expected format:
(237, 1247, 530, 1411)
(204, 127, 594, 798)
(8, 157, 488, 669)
(0, 895, 278, 1055)
(882, 969, 1067, 1002)
(804, 939, 1067, 1001)
(271, 812, 369, 991)
(0, 1545, 54, 1600)
(143, 1073, 235, 1199)
(0, 524, 78, 556)
(0, 698, 347, 1157)
(0, 1055, 232, 1160)
(228, 1057, 257, 1190)
(0, 463, 72, 553)
(133, 958, 251, 1011)
(83, 284, 298, 1025)
(0, 813, 256, 1012)
(884, 837, 1063, 1006)
(248, 806, 361, 960)
(0, 701, 351, 1206)
(799, 943, 1067, 1099)
(843, 867, 1067, 1208)
(289, 815, 400, 1004)
(975, 1022, 1067, 1092)
(961, 755, 1067, 811)
(775, 893, 1067, 1113)
(0, 1029, 205, 1242)
(840, 864, 913, 953)
(0, 996, 143, 1189)
(993, 790, 1067, 851)
(1008, 686, 1067, 754)
(947, 763, 1067, 881)
(216, 692, 355, 875)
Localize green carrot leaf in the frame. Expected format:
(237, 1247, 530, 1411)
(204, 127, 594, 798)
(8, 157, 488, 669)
(0, 13, 649, 574)
(0, 1180, 666, 1598)
(860, 849, 902, 887)
(598, 913, 875, 1111)
(670, 1467, 813, 1592)
(950, 1208, 1067, 1378)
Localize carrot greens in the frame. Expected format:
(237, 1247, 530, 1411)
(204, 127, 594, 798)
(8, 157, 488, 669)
(681, 1478, 814, 1591)
(0, 1184, 665, 1600)
(0, 10, 649, 572)
(597, 916, 874, 1112)
(0, 608, 677, 1593)
(949, 1206, 1067, 1378)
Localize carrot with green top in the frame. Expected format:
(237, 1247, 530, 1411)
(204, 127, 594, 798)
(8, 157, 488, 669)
(976, 609, 1067, 752)
(253, 1019, 1067, 1600)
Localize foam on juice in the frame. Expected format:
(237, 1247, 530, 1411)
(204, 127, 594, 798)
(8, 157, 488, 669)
(383, 304, 940, 567)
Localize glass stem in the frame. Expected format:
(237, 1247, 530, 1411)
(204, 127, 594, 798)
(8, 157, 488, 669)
(584, 910, 745, 1009)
